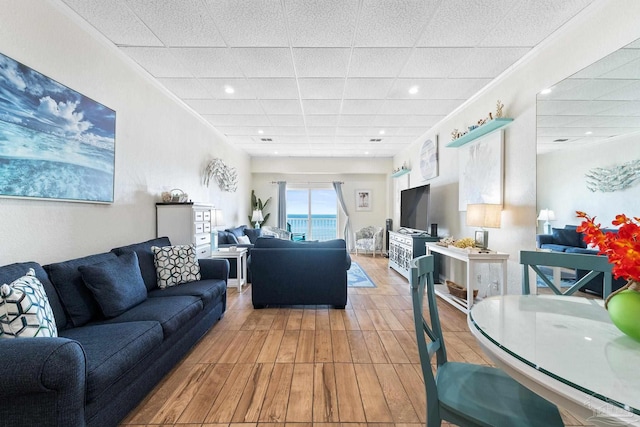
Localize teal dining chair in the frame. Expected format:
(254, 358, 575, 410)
(410, 255, 564, 427)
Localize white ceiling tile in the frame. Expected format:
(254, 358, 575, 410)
(305, 115, 339, 127)
(157, 78, 211, 98)
(203, 115, 272, 126)
(388, 78, 491, 99)
(199, 78, 256, 99)
(260, 99, 303, 115)
(248, 78, 299, 99)
(125, 0, 225, 47)
(336, 127, 368, 136)
(215, 126, 266, 136)
(341, 100, 384, 115)
(553, 79, 637, 101)
(298, 79, 345, 99)
(306, 127, 336, 136)
(62, 0, 163, 46)
(268, 115, 306, 126)
(204, 0, 288, 46)
(233, 48, 295, 77)
(450, 47, 531, 78)
(395, 127, 427, 136)
(343, 79, 394, 99)
(268, 127, 307, 136)
(119, 47, 192, 77)
(169, 48, 243, 78)
(302, 100, 342, 115)
(285, 0, 358, 47)
(405, 115, 444, 127)
(348, 48, 412, 78)
(186, 99, 263, 114)
(602, 57, 640, 80)
(355, 0, 437, 47)
(480, 0, 596, 47)
(571, 49, 640, 78)
(400, 48, 471, 78)
(338, 115, 377, 127)
(224, 135, 256, 144)
(293, 48, 351, 77)
(307, 136, 336, 145)
(378, 99, 463, 116)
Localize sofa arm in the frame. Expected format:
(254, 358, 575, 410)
(536, 234, 554, 247)
(0, 337, 86, 427)
(199, 258, 229, 281)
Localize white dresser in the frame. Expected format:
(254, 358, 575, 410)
(156, 203, 212, 258)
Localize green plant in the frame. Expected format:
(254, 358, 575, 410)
(248, 190, 271, 227)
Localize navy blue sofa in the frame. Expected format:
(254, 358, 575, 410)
(0, 237, 228, 427)
(537, 225, 624, 296)
(249, 237, 351, 309)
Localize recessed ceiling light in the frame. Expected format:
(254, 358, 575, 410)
(364, 151, 369, 155)
(379, 129, 385, 135)
(409, 85, 419, 95)
(224, 85, 235, 94)
(258, 129, 264, 134)
(585, 131, 593, 135)
(274, 151, 278, 155)
(540, 88, 552, 95)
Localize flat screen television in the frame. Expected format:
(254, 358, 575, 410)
(400, 184, 430, 231)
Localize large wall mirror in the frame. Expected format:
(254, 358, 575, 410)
(536, 38, 640, 234)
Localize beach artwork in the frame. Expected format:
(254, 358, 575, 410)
(0, 52, 115, 203)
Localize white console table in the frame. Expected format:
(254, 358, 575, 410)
(425, 242, 509, 314)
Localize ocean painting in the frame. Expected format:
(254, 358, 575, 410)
(0, 52, 115, 203)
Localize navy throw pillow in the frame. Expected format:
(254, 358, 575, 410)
(79, 252, 147, 318)
(552, 228, 582, 248)
(244, 228, 262, 244)
(225, 225, 247, 238)
(219, 231, 239, 245)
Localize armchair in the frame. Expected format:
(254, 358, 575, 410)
(261, 226, 292, 240)
(354, 226, 383, 257)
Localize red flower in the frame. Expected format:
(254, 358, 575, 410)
(576, 211, 640, 282)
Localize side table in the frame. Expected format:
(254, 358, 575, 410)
(210, 247, 247, 292)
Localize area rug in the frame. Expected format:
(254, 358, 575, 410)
(347, 262, 377, 288)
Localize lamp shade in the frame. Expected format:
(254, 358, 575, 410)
(251, 209, 264, 223)
(537, 209, 556, 221)
(466, 204, 502, 228)
(212, 209, 224, 227)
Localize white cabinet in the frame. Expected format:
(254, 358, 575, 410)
(156, 203, 212, 259)
(388, 231, 440, 279)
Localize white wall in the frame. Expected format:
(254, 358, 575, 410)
(538, 135, 640, 229)
(393, 0, 640, 293)
(0, 0, 250, 265)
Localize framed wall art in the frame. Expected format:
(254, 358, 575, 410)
(458, 130, 504, 211)
(0, 51, 116, 203)
(355, 189, 372, 211)
(420, 134, 438, 180)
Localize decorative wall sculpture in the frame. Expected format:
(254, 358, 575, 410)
(585, 159, 640, 192)
(203, 158, 238, 192)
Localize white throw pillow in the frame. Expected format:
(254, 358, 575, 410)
(0, 268, 58, 338)
(237, 235, 251, 244)
(152, 244, 201, 289)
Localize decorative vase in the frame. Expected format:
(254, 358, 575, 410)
(606, 280, 640, 342)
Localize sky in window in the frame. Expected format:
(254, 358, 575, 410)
(287, 189, 336, 215)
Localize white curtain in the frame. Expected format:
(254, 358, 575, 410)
(277, 181, 287, 229)
(333, 181, 353, 251)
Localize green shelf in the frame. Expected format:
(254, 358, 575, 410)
(391, 168, 411, 178)
(446, 118, 513, 148)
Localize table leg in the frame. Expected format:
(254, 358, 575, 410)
(236, 254, 242, 292)
(501, 260, 508, 295)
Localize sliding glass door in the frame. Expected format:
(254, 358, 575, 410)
(286, 187, 337, 241)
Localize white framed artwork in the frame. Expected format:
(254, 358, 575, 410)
(355, 189, 372, 211)
(458, 130, 504, 211)
(420, 134, 438, 180)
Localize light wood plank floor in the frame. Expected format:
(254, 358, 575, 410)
(121, 255, 594, 427)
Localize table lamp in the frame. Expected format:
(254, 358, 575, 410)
(251, 209, 264, 229)
(466, 203, 502, 249)
(211, 208, 225, 250)
(537, 208, 555, 234)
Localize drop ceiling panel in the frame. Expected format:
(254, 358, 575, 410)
(170, 48, 244, 78)
(600, 81, 640, 101)
(341, 100, 384, 115)
(285, 0, 358, 47)
(249, 78, 300, 99)
(204, 0, 288, 47)
(305, 115, 339, 127)
(293, 48, 352, 77)
(400, 48, 471, 78)
(203, 115, 272, 127)
(260, 99, 303, 115)
(186, 99, 263, 115)
(343, 79, 395, 99)
(338, 115, 378, 127)
(306, 127, 337, 136)
(233, 48, 295, 77)
(157, 78, 211, 98)
(199, 78, 256, 99)
(298, 79, 345, 99)
(602, 57, 640, 79)
(387, 78, 491, 99)
(125, 0, 225, 47)
(348, 48, 412, 77)
(119, 47, 192, 77)
(268, 115, 306, 126)
(302, 100, 342, 115)
(571, 49, 640, 78)
(451, 47, 531, 78)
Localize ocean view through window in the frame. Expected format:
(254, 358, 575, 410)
(287, 188, 337, 241)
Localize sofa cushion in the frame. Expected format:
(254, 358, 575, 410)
(0, 262, 67, 330)
(551, 228, 582, 248)
(152, 245, 201, 289)
(79, 252, 147, 318)
(0, 268, 57, 338)
(111, 237, 172, 291)
(225, 225, 247, 238)
(45, 252, 118, 327)
(148, 279, 226, 306)
(254, 237, 346, 249)
(565, 247, 600, 255)
(243, 228, 262, 244)
(60, 321, 163, 403)
(97, 295, 203, 337)
(539, 244, 571, 252)
(218, 231, 239, 245)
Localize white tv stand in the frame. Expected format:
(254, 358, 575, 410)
(388, 230, 439, 279)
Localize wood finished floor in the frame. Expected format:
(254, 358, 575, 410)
(120, 255, 593, 427)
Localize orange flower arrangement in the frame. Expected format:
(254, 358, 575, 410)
(576, 211, 640, 282)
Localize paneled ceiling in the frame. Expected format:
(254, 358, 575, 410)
(61, 0, 595, 157)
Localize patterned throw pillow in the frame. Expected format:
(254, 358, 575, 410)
(151, 245, 201, 289)
(0, 268, 58, 338)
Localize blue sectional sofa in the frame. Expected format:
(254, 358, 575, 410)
(0, 237, 228, 427)
(249, 237, 351, 309)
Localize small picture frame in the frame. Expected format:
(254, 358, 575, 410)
(475, 230, 488, 249)
(355, 189, 372, 211)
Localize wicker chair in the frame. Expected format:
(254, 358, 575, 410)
(354, 226, 383, 257)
